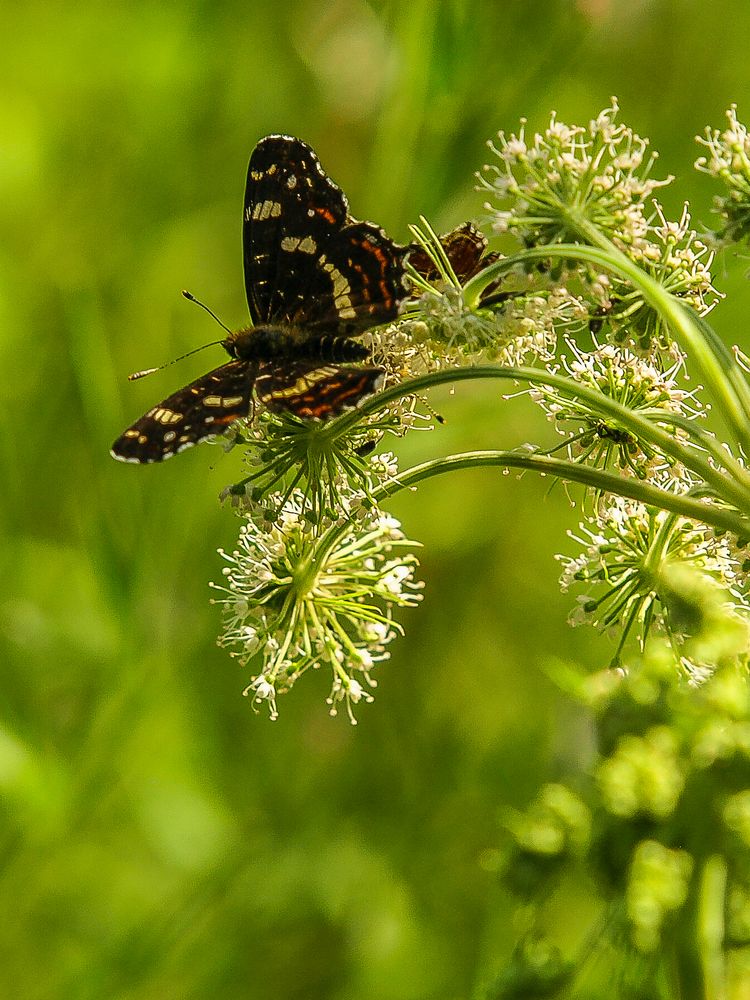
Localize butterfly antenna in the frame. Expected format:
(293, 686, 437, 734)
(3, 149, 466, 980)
(182, 289, 232, 334)
(127, 339, 227, 380)
(127, 291, 233, 381)
(417, 393, 445, 425)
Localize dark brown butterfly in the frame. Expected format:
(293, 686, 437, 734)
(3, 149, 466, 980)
(111, 135, 408, 463)
(408, 221, 500, 285)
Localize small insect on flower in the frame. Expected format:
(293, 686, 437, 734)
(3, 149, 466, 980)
(531, 339, 703, 482)
(111, 135, 410, 464)
(558, 497, 749, 666)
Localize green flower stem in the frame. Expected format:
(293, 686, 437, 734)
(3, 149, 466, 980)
(700, 857, 728, 1000)
(611, 592, 644, 665)
(369, 451, 750, 538)
(638, 409, 749, 485)
(331, 366, 750, 512)
(463, 241, 750, 455)
(673, 856, 725, 1000)
(643, 510, 678, 579)
(697, 855, 728, 1000)
(309, 450, 750, 584)
(579, 220, 750, 458)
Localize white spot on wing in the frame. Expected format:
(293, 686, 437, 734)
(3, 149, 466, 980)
(281, 235, 316, 254)
(151, 407, 183, 425)
(251, 200, 282, 221)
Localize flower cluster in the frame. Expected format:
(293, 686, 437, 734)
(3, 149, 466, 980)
(696, 103, 750, 244)
(398, 221, 588, 368)
(210, 489, 423, 722)
(479, 101, 719, 357)
(558, 497, 750, 666)
(593, 202, 719, 356)
(219, 404, 430, 523)
(531, 339, 703, 481)
(491, 287, 588, 366)
(493, 644, 750, 992)
(479, 98, 671, 253)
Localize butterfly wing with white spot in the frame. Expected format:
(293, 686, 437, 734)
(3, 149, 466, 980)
(110, 360, 254, 463)
(243, 135, 407, 335)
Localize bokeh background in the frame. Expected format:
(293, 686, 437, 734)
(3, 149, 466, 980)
(3, 1, 750, 997)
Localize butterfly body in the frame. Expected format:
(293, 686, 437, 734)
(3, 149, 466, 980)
(223, 326, 371, 363)
(111, 135, 406, 464)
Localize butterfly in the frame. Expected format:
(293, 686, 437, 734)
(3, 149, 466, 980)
(111, 135, 408, 463)
(408, 221, 500, 285)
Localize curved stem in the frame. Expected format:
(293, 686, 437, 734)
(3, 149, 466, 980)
(636, 410, 749, 484)
(371, 451, 750, 537)
(332, 366, 750, 513)
(463, 241, 750, 454)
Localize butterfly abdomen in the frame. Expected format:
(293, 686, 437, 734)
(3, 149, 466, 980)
(225, 327, 370, 363)
(305, 334, 370, 362)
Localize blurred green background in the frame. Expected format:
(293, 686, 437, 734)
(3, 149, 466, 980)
(3, 1, 750, 997)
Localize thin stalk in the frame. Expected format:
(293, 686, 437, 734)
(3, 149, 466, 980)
(311, 450, 750, 576)
(370, 451, 750, 537)
(463, 241, 750, 454)
(636, 409, 749, 484)
(697, 856, 727, 1000)
(329, 366, 750, 513)
(643, 511, 679, 579)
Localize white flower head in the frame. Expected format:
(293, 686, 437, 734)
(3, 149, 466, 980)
(532, 338, 704, 483)
(210, 490, 423, 721)
(557, 497, 750, 665)
(480, 101, 672, 253)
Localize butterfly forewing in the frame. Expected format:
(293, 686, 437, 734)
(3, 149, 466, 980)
(110, 360, 253, 463)
(243, 135, 406, 334)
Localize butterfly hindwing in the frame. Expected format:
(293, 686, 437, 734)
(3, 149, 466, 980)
(256, 360, 384, 420)
(110, 360, 254, 463)
(243, 135, 406, 334)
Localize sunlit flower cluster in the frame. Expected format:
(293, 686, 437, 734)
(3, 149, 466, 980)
(492, 287, 588, 365)
(219, 408, 419, 522)
(478, 101, 719, 358)
(499, 649, 750, 976)
(210, 490, 423, 722)
(398, 233, 588, 369)
(395, 282, 591, 370)
(479, 98, 671, 252)
(531, 340, 703, 480)
(695, 104, 750, 244)
(590, 202, 719, 355)
(558, 497, 749, 664)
